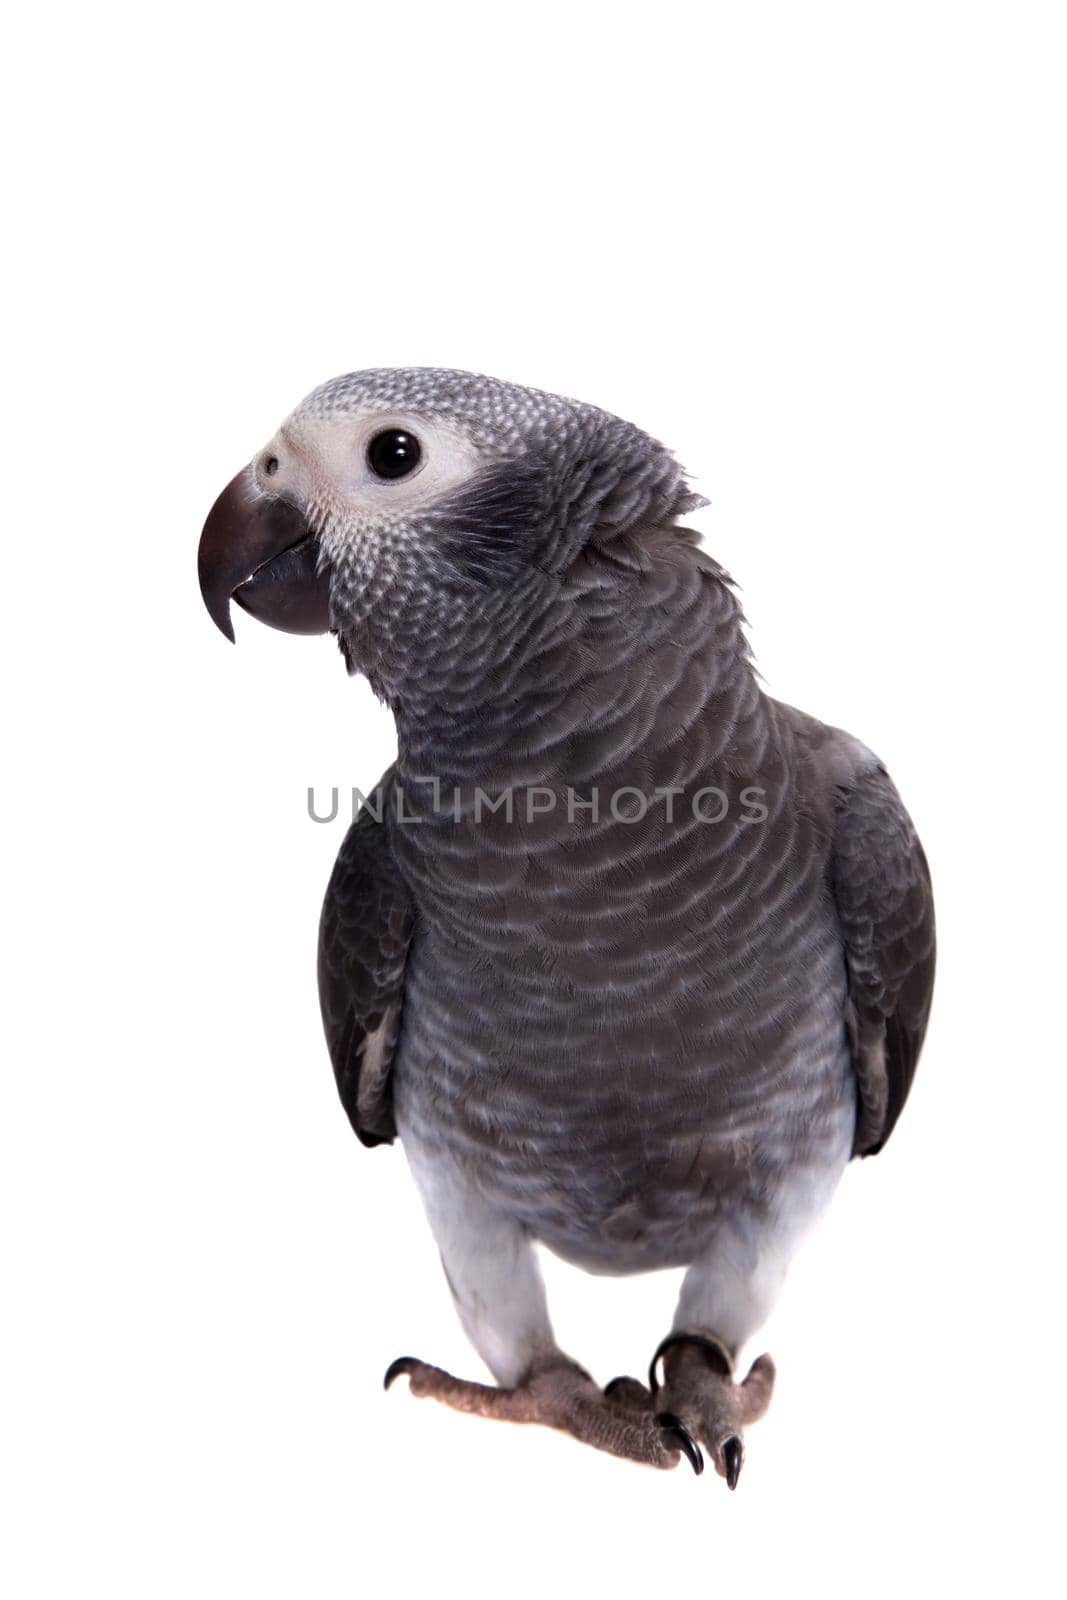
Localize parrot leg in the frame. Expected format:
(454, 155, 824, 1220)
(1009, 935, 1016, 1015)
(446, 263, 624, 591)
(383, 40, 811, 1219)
(383, 1353, 702, 1470)
(649, 1332, 776, 1488)
(642, 1205, 806, 1484)
(386, 1135, 702, 1470)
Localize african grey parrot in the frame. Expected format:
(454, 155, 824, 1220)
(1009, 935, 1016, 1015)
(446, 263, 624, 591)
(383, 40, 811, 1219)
(198, 368, 935, 1486)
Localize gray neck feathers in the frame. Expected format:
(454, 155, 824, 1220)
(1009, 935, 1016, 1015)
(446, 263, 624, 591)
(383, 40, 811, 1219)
(376, 534, 758, 792)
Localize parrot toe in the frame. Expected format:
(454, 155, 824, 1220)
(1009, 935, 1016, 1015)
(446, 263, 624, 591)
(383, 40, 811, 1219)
(603, 1374, 654, 1408)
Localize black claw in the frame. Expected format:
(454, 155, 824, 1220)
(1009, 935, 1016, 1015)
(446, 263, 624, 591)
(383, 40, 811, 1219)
(383, 1356, 418, 1391)
(722, 1434, 743, 1490)
(655, 1411, 705, 1475)
(603, 1376, 629, 1398)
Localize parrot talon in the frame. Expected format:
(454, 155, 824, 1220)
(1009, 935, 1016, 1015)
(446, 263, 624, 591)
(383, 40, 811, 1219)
(722, 1434, 743, 1490)
(383, 1356, 419, 1391)
(655, 1412, 704, 1475)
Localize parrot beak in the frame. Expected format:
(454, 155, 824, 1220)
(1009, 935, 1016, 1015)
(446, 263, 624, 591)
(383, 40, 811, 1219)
(197, 465, 333, 642)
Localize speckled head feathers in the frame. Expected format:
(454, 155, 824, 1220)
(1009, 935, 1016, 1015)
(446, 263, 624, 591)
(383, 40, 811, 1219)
(251, 367, 708, 707)
(292, 367, 704, 541)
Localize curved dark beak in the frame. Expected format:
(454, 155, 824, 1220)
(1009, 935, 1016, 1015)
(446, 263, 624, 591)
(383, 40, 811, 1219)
(197, 466, 333, 642)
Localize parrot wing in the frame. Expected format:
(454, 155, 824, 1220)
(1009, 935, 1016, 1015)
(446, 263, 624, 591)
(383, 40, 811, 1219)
(829, 760, 936, 1156)
(318, 769, 413, 1147)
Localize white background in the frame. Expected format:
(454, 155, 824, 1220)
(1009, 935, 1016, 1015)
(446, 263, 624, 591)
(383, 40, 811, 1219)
(4, 3, 1065, 1596)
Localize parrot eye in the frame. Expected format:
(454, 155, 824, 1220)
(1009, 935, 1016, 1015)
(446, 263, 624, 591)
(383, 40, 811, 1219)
(367, 428, 422, 481)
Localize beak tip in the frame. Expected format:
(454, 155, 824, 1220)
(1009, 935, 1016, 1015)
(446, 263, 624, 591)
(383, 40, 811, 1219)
(199, 576, 238, 643)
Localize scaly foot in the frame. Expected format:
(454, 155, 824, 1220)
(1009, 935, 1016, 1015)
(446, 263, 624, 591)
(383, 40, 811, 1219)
(384, 1354, 702, 1473)
(650, 1332, 776, 1489)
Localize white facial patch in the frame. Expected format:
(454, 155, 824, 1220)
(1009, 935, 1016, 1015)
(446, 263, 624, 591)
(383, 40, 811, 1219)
(257, 408, 487, 537)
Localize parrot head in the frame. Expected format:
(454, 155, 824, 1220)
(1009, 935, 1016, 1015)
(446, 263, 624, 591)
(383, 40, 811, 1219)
(198, 368, 702, 701)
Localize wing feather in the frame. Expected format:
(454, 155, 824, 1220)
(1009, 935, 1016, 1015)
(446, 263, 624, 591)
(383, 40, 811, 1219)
(830, 762, 936, 1156)
(317, 771, 413, 1147)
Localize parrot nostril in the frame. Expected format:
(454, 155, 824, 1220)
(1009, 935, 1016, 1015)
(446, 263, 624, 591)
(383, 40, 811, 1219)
(264, 455, 279, 477)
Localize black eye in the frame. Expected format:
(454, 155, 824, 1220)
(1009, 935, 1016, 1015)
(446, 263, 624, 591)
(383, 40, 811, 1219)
(367, 428, 422, 480)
